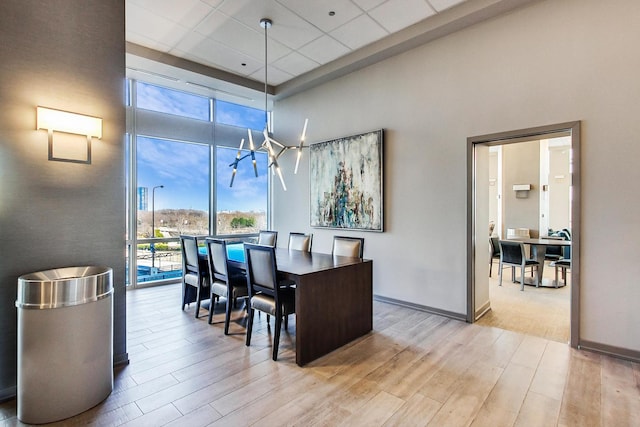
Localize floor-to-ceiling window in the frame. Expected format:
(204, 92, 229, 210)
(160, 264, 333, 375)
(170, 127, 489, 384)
(126, 79, 269, 287)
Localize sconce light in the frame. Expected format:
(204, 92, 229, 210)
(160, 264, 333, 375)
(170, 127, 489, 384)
(36, 106, 102, 164)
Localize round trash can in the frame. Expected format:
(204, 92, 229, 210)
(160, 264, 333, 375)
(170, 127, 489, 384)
(16, 266, 114, 424)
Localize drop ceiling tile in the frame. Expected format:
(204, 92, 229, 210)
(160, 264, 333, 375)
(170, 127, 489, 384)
(276, 0, 363, 33)
(126, 0, 216, 28)
(331, 13, 388, 50)
(273, 51, 320, 77)
(369, 0, 436, 33)
(218, 0, 323, 49)
(250, 65, 294, 86)
(298, 35, 351, 65)
(174, 32, 262, 77)
(351, 0, 387, 11)
(126, 3, 190, 48)
(126, 31, 174, 53)
(427, 0, 468, 12)
(195, 10, 291, 62)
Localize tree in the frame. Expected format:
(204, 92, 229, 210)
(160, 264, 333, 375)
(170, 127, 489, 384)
(230, 216, 255, 229)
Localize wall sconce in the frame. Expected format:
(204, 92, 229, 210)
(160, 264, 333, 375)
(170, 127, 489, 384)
(36, 106, 102, 164)
(512, 184, 531, 199)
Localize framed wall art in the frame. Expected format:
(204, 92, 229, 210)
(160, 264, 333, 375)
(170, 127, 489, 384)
(309, 129, 383, 232)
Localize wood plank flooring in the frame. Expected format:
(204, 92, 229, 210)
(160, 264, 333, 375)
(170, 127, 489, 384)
(1, 282, 638, 426)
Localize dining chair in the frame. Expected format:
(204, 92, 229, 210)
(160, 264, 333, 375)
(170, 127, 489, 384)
(498, 240, 540, 291)
(489, 236, 500, 277)
(257, 230, 278, 247)
(244, 243, 296, 361)
(288, 232, 312, 252)
(332, 236, 364, 258)
(180, 235, 210, 318)
(551, 258, 571, 287)
(205, 238, 248, 334)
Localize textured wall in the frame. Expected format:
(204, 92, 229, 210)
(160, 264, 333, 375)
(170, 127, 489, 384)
(0, 0, 126, 398)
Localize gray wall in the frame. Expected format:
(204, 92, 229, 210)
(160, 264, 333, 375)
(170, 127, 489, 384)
(502, 141, 540, 238)
(273, 0, 640, 354)
(0, 0, 126, 398)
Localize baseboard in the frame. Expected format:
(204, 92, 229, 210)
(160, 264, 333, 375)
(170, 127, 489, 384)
(0, 386, 16, 403)
(373, 295, 467, 322)
(579, 340, 640, 363)
(114, 352, 130, 366)
(474, 300, 491, 321)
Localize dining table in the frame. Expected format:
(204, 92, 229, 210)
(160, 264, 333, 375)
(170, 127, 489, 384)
(200, 242, 373, 366)
(507, 237, 571, 287)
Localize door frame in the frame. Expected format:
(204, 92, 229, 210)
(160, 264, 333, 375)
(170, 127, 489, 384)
(467, 121, 581, 348)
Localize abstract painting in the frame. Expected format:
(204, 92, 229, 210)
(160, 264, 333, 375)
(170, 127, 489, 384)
(310, 129, 383, 231)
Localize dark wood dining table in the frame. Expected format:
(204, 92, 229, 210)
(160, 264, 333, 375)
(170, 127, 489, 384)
(213, 244, 374, 366)
(507, 237, 571, 287)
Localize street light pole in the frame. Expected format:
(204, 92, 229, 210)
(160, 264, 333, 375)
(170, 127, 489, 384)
(151, 185, 164, 270)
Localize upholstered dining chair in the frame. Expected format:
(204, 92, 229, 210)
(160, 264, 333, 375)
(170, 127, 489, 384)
(288, 232, 312, 252)
(489, 236, 501, 277)
(498, 240, 540, 291)
(180, 235, 210, 318)
(244, 243, 296, 361)
(205, 238, 248, 334)
(332, 236, 364, 258)
(258, 230, 278, 247)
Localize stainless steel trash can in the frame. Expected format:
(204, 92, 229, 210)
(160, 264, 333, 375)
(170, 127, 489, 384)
(16, 266, 114, 424)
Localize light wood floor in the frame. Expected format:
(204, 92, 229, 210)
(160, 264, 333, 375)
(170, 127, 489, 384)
(477, 263, 570, 343)
(1, 282, 639, 426)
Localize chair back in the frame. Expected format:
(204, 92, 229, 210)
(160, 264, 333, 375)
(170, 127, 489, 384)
(288, 232, 312, 252)
(499, 240, 525, 265)
(332, 236, 364, 258)
(244, 243, 278, 294)
(205, 237, 228, 280)
(490, 236, 501, 257)
(180, 235, 200, 273)
(258, 230, 278, 247)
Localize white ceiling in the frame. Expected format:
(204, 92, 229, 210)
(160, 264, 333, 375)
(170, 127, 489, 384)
(125, 0, 536, 104)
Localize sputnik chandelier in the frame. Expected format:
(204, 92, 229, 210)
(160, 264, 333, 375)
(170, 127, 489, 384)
(229, 18, 309, 191)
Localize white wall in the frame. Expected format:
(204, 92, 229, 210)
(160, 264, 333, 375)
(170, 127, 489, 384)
(273, 0, 640, 353)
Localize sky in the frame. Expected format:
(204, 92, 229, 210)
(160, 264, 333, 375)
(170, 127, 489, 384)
(137, 137, 268, 213)
(135, 82, 269, 214)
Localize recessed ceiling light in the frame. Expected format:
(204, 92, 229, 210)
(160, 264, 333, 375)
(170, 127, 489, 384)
(241, 63, 246, 67)
(328, 11, 335, 16)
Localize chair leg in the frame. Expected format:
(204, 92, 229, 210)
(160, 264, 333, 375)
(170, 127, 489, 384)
(498, 260, 503, 286)
(489, 260, 493, 277)
(182, 283, 188, 311)
(246, 308, 255, 346)
(273, 312, 282, 361)
(535, 266, 540, 287)
(207, 293, 215, 324)
(195, 285, 201, 318)
(554, 264, 559, 288)
(224, 296, 232, 335)
(520, 266, 525, 291)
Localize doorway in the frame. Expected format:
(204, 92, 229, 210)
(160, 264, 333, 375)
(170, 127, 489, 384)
(467, 122, 581, 348)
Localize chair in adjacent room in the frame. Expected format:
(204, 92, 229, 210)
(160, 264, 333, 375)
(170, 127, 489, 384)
(180, 235, 210, 318)
(551, 259, 571, 287)
(288, 232, 313, 252)
(205, 237, 248, 334)
(258, 230, 278, 247)
(331, 236, 364, 258)
(244, 243, 296, 361)
(498, 240, 540, 291)
(489, 236, 501, 277)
